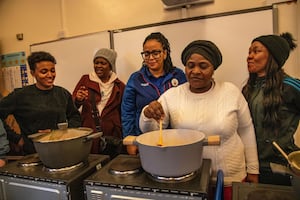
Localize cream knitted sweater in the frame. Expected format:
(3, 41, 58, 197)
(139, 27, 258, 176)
(140, 81, 259, 186)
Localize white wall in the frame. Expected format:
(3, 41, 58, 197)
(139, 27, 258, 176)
(277, 2, 299, 78)
(0, 0, 298, 87)
(113, 9, 274, 87)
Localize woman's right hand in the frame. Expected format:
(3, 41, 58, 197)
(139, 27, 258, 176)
(18, 137, 24, 147)
(0, 159, 6, 167)
(75, 86, 88, 102)
(143, 101, 165, 121)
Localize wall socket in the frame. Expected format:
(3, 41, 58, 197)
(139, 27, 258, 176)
(16, 33, 23, 40)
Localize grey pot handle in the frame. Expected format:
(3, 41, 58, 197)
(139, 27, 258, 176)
(84, 132, 103, 142)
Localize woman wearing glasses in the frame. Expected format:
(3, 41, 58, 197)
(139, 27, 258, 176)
(121, 32, 187, 155)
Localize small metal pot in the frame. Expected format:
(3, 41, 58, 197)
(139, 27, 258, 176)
(287, 151, 300, 196)
(123, 129, 219, 177)
(286, 151, 300, 175)
(30, 127, 102, 168)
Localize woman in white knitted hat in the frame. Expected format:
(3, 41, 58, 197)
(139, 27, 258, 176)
(73, 48, 126, 158)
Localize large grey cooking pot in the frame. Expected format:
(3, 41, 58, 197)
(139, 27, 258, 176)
(29, 127, 102, 169)
(123, 129, 219, 177)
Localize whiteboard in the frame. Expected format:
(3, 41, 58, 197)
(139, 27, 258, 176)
(30, 31, 111, 93)
(113, 7, 274, 89)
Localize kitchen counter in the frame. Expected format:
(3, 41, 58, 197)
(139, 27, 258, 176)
(232, 182, 296, 200)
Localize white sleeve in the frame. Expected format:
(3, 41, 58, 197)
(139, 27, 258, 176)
(139, 105, 159, 133)
(139, 95, 170, 133)
(237, 92, 259, 174)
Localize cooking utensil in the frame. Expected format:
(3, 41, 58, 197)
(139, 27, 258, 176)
(51, 122, 68, 140)
(272, 141, 300, 174)
(272, 141, 289, 160)
(158, 119, 163, 146)
(286, 151, 300, 175)
(30, 127, 102, 168)
(28, 122, 69, 140)
(57, 122, 68, 130)
(123, 129, 220, 177)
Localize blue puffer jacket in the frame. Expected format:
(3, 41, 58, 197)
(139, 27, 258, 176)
(121, 65, 187, 137)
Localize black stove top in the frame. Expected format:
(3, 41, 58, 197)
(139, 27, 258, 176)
(0, 154, 110, 184)
(85, 154, 211, 197)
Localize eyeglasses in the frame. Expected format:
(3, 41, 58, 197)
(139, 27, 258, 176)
(141, 50, 162, 60)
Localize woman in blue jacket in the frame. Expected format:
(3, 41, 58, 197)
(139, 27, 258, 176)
(121, 32, 186, 154)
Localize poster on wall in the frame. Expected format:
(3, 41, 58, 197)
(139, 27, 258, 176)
(0, 51, 29, 92)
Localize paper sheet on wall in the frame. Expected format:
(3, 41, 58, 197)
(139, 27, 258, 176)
(0, 52, 29, 92)
(2, 66, 22, 92)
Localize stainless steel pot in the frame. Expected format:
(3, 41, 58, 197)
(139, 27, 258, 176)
(29, 127, 102, 168)
(123, 129, 219, 177)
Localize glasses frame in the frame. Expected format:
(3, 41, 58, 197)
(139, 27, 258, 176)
(141, 50, 163, 60)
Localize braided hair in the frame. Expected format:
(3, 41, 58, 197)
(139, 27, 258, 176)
(143, 32, 174, 73)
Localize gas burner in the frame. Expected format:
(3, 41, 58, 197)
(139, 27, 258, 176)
(85, 155, 212, 200)
(43, 161, 85, 173)
(148, 171, 197, 183)
(17, 154, 42, 167)
(0, 154, 110, 200)
(109, 156, 142, 175)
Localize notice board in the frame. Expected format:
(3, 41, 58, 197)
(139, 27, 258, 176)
(30, 31, 111, 93)
(113, 7, 274, 89)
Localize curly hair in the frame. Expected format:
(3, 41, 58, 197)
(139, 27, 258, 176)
(143, 32, 174, 73)
(27, 51, 56, 71)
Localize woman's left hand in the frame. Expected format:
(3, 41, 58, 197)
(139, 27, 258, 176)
(246, 173, 259, 183)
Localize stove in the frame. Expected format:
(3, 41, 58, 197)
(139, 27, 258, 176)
(85, 154, 211, 200)
(0, 154, 110, 200)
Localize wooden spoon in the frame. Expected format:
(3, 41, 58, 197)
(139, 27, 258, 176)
(157, 119, 163, 146)
(272, 141, 288, 160)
